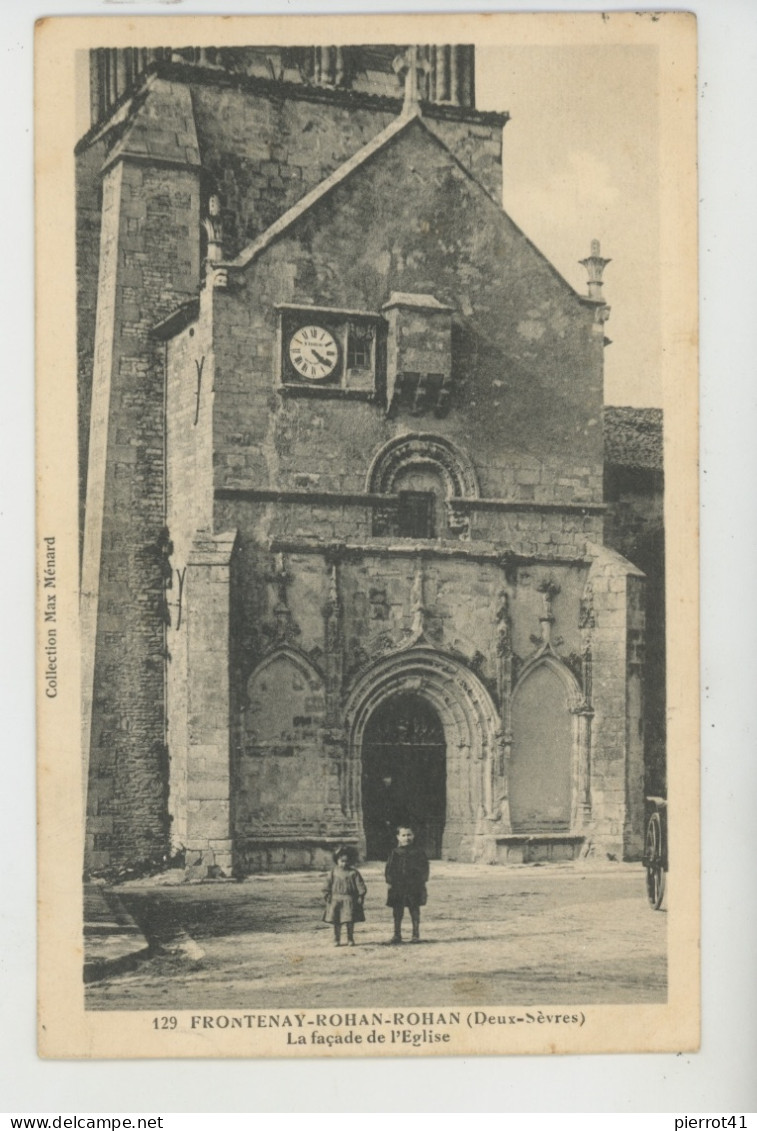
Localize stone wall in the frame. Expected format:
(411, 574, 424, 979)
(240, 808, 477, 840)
(165, 312, 209, 855)
(188, 75, 504, 257)
(209, 117, 604, 510)
(81, 155, 201, 871)
(215, 532, 648, 868)
(88, 48, 482, 135)
(77, 73, 510, 869)
(80, 59, 649, 873)
(208, 525, 627, 868)
(182, 532, 236, 873)
(604, 407, 665, 798)
(76, 135, 108, 541)
(166, 103, 619, 870)
(584, 544, 646, 859)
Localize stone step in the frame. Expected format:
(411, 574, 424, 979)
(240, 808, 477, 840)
(495, 834, 586, 864)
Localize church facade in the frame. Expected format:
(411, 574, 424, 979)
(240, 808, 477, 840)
(78, 45, 651, 875)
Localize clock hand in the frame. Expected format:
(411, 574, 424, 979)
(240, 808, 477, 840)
(312, 350, 332, 366)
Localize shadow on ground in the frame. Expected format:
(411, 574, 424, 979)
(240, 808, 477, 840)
(86, 862, 667, 1011)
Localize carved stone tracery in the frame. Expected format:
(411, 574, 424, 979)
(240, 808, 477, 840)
(367, 434, 478, 539)
(321, 556, 343, 724)
(579, 580, 595, 709)
(262, 552, 300, 645)
(367, 434, 479, 498)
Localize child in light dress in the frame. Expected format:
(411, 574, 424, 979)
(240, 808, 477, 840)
(323, 845, 367, 946)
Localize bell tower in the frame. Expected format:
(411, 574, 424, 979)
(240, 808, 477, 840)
(87, 44, 477, 128)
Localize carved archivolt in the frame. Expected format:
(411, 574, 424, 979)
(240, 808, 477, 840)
(365, 433, 479, 499)
(344, 646, 500, 820)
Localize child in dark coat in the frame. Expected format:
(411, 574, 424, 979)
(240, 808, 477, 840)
(385, 825, 430, 943)
(323, 846, 366, 946)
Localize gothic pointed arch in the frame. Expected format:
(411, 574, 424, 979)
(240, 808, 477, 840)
(512, 650, 583, 709)
(236, 646, 332, 854)
(343, 645, 501, 859)
(509, 653, 584, 835)
(241, 646, 326, 756)
(243, 644, 325, 703)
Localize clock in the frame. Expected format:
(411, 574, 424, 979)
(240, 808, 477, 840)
(288, 324, 339, 381)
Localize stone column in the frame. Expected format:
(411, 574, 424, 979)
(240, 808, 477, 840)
(585, 543, 646, 860)
(624, 574, 646, 858)
(183, 531, 237, 875)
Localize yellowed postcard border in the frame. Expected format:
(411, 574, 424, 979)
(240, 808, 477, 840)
(35, 10, 699, 1059)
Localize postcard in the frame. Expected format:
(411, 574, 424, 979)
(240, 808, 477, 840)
(35, 10, 699, 1058)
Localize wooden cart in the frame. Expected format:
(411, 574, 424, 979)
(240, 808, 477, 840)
(643, 796, 668, 910)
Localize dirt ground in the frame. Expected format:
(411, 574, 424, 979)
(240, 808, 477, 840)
(86, 861, 667, 1011)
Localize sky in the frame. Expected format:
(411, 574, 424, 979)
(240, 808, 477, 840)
(477, 45, 661, 406)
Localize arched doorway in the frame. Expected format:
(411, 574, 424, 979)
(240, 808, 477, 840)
(345, 646, 501, 861)
(361, 693, 446, 860)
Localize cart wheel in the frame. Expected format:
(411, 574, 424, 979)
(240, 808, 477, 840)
(645, 810, 665, 910)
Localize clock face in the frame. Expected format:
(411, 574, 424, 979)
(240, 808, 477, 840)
(288, 325, 339, 381)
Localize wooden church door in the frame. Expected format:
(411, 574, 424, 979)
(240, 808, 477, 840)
(361, 692, 446, 860)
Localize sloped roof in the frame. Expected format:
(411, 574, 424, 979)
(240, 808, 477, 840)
(220, 108, 594, 311)
(224, 110, 423, 270)
(150, 102, 601, 338)
(604, 406, 663, 471)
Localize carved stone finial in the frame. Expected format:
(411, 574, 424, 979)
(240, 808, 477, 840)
(536, 579, 561, 647)
(265, 552, 299, 643)
(495, 590, 511, 656)
(394, 46, 430, 117)
(410, 560, 426, 638)
(579, 582, 595, 708)
(328, 560, 339, 609)
(579, 238, 611, 301)
(579, 581, 595, 632)
(202, 194, 224, 266)
(322, 559, 342, 711)
(272, 552, 290, 605)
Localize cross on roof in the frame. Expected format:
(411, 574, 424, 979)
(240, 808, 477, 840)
(393, 46, 430, 117)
